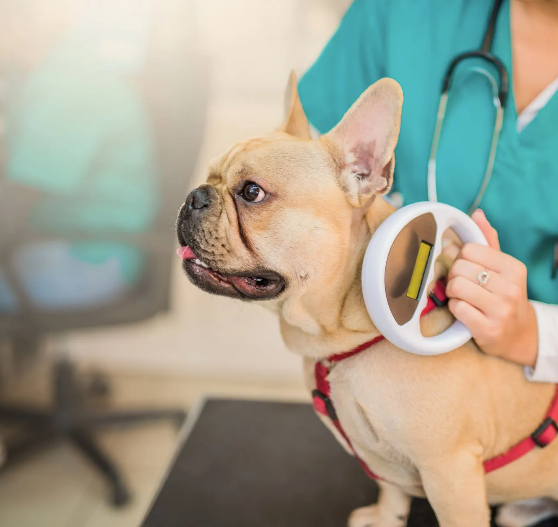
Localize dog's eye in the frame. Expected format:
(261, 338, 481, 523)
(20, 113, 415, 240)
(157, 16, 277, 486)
(241, 182, 265, 203)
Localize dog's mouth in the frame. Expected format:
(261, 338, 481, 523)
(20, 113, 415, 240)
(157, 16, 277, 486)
(177, 246, 286, 300)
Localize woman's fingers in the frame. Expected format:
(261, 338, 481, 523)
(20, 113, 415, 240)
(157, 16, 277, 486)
(458, 243, 507, 272)
(446, 275, 505, 317)
(472, 209, 500, 250)
(447, 257, 505, 292)
(458, 242, 526, 283)
(446, 258, 518, 316)
(448, 298, 489, 334)
(448, 257, 484, 282)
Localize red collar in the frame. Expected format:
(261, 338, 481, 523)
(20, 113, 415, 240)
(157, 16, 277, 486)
(327, 279, 448, 364)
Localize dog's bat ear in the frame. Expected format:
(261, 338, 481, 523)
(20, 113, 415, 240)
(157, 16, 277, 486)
(326, 78, 403, 207)
(279, 70, 312, 139)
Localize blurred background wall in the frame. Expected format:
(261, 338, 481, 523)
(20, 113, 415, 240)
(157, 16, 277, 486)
(17, 0, 349, 387)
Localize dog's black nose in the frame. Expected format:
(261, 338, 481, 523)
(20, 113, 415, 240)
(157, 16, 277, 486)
(178, 186, 216, 243)
(188, 187, 211, 210)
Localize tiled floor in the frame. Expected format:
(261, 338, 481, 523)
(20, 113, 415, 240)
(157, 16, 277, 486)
(0, 0, 344, 525)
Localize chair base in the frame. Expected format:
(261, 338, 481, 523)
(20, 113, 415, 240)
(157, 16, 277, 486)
(0, 357, 186, 507)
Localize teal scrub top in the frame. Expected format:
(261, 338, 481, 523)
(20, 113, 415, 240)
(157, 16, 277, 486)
(299, 0, 558, 305)
(5, 37, 157, 282)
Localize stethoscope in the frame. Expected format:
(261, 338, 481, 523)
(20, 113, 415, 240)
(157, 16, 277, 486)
(428, 0, 508, 216)
(428, 0, 558, 279)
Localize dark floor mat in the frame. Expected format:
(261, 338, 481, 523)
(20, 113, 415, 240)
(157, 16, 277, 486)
(141, 399, 557, 527)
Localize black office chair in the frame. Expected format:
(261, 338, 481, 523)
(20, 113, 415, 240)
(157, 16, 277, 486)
(0, 0, 208, 506)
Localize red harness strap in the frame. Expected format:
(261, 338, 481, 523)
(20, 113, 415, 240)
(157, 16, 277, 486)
(483, 388, 558, 472)
(312, 280, 558, 481)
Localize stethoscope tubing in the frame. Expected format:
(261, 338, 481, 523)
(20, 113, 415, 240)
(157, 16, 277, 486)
(427, 0, 508, 215)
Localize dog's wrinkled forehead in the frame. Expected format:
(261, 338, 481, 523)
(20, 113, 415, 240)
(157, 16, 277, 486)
(211, 137, 276, 178)
(207, 133, 336, 197)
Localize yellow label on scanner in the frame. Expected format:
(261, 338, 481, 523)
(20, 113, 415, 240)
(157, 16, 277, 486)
(406, 241, 433, 300)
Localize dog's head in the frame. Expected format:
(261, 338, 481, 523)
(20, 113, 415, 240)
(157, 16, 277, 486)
(177, 73, 402, 331)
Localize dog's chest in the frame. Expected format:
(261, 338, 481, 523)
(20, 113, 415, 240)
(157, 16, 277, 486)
(305, 355, 423, 488)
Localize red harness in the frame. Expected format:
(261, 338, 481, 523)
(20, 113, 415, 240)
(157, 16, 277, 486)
(312, 281, 558, 481)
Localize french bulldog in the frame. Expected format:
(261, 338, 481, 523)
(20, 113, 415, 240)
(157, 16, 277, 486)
(176, 73, 558, 527)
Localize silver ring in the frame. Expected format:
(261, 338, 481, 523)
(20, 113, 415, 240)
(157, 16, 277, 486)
(477, 271, 490, 286)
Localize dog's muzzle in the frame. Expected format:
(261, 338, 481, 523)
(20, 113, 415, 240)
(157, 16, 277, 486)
(175, 185, 286, 301)
(177, 185, 216, 243)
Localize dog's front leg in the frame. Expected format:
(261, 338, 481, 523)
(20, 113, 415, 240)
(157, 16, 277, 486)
(348, 481, 411, 527)
(420, 451, 490, 527)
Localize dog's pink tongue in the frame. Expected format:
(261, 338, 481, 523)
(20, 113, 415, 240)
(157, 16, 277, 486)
(177, 246, 196, 260)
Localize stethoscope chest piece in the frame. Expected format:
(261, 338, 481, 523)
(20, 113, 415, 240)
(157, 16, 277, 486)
(361, 202, 488, 355)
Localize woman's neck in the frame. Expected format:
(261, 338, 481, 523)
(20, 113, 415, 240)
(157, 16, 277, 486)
(515, 0, 558, 18)
(511, 0, 558, 113)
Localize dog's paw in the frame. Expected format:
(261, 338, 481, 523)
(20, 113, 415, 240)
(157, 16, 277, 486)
(496, 499, 558, 527)
(348, 505, 407, 527)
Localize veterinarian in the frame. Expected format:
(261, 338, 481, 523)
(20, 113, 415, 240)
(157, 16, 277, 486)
(299, 0, 558, 382)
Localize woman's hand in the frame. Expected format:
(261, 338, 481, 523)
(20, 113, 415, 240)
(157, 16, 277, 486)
(445, 209, 538, 367)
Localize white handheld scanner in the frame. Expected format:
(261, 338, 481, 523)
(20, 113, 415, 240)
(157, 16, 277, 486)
(362, 202, 488, 356)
